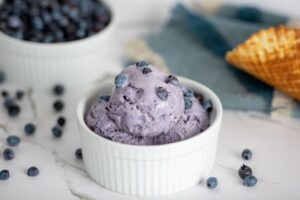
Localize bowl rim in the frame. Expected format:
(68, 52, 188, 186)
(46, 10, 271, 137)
(77, 76, 223, 150)
(0, 0, 116, 49)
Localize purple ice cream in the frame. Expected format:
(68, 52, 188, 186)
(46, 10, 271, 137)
(85, 62, 210, 145)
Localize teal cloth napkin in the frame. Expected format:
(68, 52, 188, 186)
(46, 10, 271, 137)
(141, 4, 300, 116)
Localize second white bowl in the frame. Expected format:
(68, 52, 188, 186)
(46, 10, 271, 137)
(0, 0, 120, 91)
(77, 77, 223, 197)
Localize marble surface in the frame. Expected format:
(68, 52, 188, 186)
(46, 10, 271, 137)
(1, 83, 300, 200)
(1, 1, 300, 199)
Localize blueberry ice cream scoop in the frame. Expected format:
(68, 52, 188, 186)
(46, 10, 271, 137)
(85, 63, 210, 145)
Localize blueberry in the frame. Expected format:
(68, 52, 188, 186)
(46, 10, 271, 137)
(97, 95, 110, 103)
(114, 74, 128, 88)
(8, 104, 21, 117)
(165, 75, 179, 86)
(53, 100, 64, 112)
(238, 164, 253, 179)
(78, 20, 88, 29)
(75, 29, 86, 38)
(52, 11, 63, 22)
(203, 100, 213, 113)
(0, 170, 10, 181)
(58, 17, 69, 28)
(69, 9, 80, 20)
(12, 31, 24, 40)
(141, 67, 152, 74)
(242, 149, 252, 160)
(243, 175, 257, 187)
(31, 17, 44, 30)
(57, 116, 66, 127)
(52, 126, 63, 138)
(155, 87, 168, 101)
(75, 148, 83, 159)
(184, 89, 194, 98)
(6, 135, 21, 147)
(43, 34, 54, 43)
(41, 13, 52, 24)
(206, 177, 218, 189)
(1, 90, 9, 97)
(54, 31, 64, 41)
(24, 123, 36, 135)
(3, 148, 15, 160)
(53, 84, 65, 96)
(15, 90, 24, 100)
(4, 97, 14, 108)
(184, 97, 193, 110)
(7, 15, 21, 29)
(136, 61, 149, 68)
(0, 71, 5, 83)
(27, 166, 39, 177)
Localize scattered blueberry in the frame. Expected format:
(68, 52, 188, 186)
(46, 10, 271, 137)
(97, 95, 110, 103)
(184, 89, 194, 98)
(75, 148, 83, 159)
(53, 84, 65, 96)
(136, 61, 149, 68)
(243, 175, 257, 187)
(53, 100, 64, 112)
(3, 148, 15, 160)
(165, 75, 179, 86)
(8, 104, 21, 117)
(155, 87, 168, 101)
(206, 177, 218, 189)
(57, 116, 66, 127)
(115, 74, 128, 88)
(184, 97, 193, 110)
(4, 97, 14, 108)
(52, 126, 63, 138)
(27, 166, 39, 177)
(238, 164, 253, 179)
(203, 100, 213, 113)
(6, 135, 21, 147)
(1, 90, 8, 97)
(242, 149, 252, 160)
(0, 71, 5, 83)
(141, 67, 152, 74)
(24, 123, 36, 135)
(0, 170, 10, 181)
(15, 90, 24, 100)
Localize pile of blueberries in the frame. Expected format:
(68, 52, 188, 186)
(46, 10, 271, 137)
(0, 0, 111, 43)
(0, 71, 82, 181)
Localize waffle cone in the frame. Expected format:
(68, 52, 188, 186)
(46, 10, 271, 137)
(226, 25, 300, 101)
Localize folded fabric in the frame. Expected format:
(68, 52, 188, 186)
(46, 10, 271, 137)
(215, 4, 288, 26)
(146, 4, 274, 112)
(126, 3, 300, 116)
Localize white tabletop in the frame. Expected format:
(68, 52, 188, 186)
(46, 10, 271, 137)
(1, 1, 300, 199)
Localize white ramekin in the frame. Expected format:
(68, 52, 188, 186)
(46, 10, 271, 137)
(77, 77, 223, 197)
(0, 1, 120, 91)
